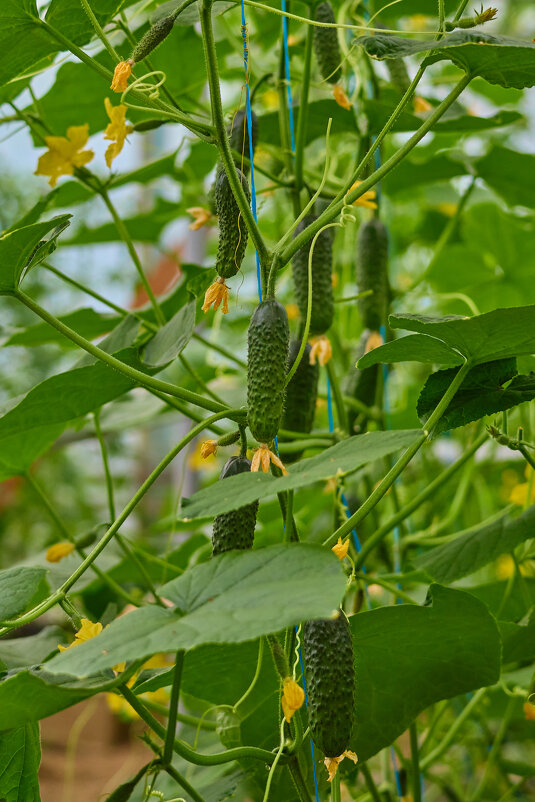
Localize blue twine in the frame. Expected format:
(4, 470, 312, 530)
(390, 747, 404, 796)
(297, 636, 321, 800)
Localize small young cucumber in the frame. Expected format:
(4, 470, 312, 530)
(313, 2, 342, 84)
(132, 15, 174, 63)
(215, 164, 251, 280)
(211, 456, 258, 556)
(292, 214, 334, 336)
(247, 299, 289, 445)
(282, 341, 318, 462)
(356, 218, 389, 332)
(302, 610, 355, 758)
(228, 108, 259, 171)
(344, 330, 380, 434)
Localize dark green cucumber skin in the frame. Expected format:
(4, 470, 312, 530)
(282, 341, 318, 463)
(228, 109, 259, 170)
(211, 457, 258, 556)
(215, 165, 251, 280)
(292, 214, 334, 336)
(356, 218, 389, 332)
(385, 57, 411, 95)
(302, 611, 355, 758)
(247, 299, 289, 444)
(313, 2, 342, 84)
(344, 330, 380, 434)
(132, 16, 174, 62)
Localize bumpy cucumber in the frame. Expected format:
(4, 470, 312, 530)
(292, 214, 334, 336)
(302, 611, 355, 758)
(228, 108, 259, 170)
(344, 330, 380, 434)
(356, 218, 389, 331)
(313, 2, 342, 84)
(211, 456, 258, 556)
(215, 164, 251, 279)
(385, 57, 411, 95)
(282, 341, 318, 461)
(247, 299, 289, 444)
(132, 16, 174, 62)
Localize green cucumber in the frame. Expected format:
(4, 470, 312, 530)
(247, 299, 289, 444)
(282, 341, 318, 462)
(313, 2, 342, 84)
(132, 15, 174, 63)
(385, 57, 411, 95)
(211, 456, 258, 556)
(228, 108, 259, 170)
(356, 218, 389, 332)
(292, 213, 334, 336)
(215, 164, 251, 279)
(302, 611, 355, 758)
(344, 329, 380, 434)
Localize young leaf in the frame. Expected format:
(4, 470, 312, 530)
(2, 308, 120, 349)
(0, 567, 48, 621)
(358, 334, 463, 369)
(0, 216, 71, 294)
(143, 300, 196, 367)
(0, 722, 41, 802)
(476, 145, 535, 209)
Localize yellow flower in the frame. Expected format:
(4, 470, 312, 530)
(262, 89, 279, 110)
(364, 330, 383, 354)
(281, 677, 305, 722)
(35, 125, 94, 187)
(202, 278, 230, 314)
(110, 59, 134, 93)
(187, 207, 213, 230)
(413, 95, 432, 114)
(58, 618, 103, 652)
(104, 98, 134, 168)
(251, 445, 288, 476)
(106, 653, 172, 720)
(332, 537, 349, 561)
(524, 701, 535, 721)
(200, 439, 218, 459)
(349, 180, 377, 210)
(509, 477, 535, 507)
(438, 202, 459, 217)
(285, 303, 300, 321)
(309, 335, 332, 366)
(333, 84, 351, 111)
(324, 750, 358, 781)
(46, 541, 75, 563)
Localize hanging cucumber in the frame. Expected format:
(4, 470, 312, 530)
(247, 299, 289, 445)
(228, 108, 259, 171)
(356, 218, 389, 332)
(215, 164, 251, 279)
(211, 456, 258, 556)
(313, 2, 342, 84)
(282, 341, 318, 462)
(302, 610, 355, 758)
(292, 213, 335, 336)
(344, 330, 380, 434)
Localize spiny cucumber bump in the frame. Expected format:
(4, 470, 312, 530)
(292, 213, 335, 336)
(282, 341, 319, 462)
(313, 2, 343, 85)
(215, 164, 251, 280)
(211, 456, 258, 556)
(356, 218, 389, 332)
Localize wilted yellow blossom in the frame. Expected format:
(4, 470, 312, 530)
(333, 84, 351, 111)
(251, 445, 288, 475)
(202, 278, 230, 314)
(200, 440, 218, 459)
(46, 541, 75, 563)
(309, 335, 332, 366)
(110, 60, 133, 92)
(187, 207, 213, 230)
(281, 677, 305, 722)
(332, 537, 349, 561)
(324, 750, 358, 781)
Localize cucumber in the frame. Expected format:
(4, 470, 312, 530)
(211, 456, 258, 556)
(282, 341, 318, 462)
(215, 164, 251, 280)
(385, 57, 411, 95)
(132, 15, 174, 63)
(228, 108, 259, 170)
(356, 218, 389, 332)
(313, 2, 342, 84)
(247, 299, 289, 444)
(344, 330, 380, 434)
(292, 214, 334, 336)
(302, 611, 355, 757)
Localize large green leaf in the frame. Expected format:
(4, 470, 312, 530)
(350, 584, 501, 761)
(358, 334, 464, 369)
(500, 612, 535, 664)
(356, 31, 535, 89)
(181, 429, 420, 519)
(0, 1, 54, 89)
(143, 301, 196, 367)
(0, 627, 64, 670)
(0, 567, 48, 621)
(62, 198, 178, 245)
(476, 145, 535, 208)
(44, 0, 125, 47)
(414, 505, 535, 584)
(46, 544, 346, 677)
(0, 216, 71, 294)
(0, 722, 41, 802)
(2, 308, 120, 348)
(383, 152, 467, 195)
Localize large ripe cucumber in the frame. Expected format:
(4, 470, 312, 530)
(356, 218, 389, 332)
(302, 610, 355, 758)
(215, 164, 251, 279)
(313, 2, 342, 84)
(211, 456, 258, 556)
(247, 299, 289, 444)
(292, 214, 334, 336)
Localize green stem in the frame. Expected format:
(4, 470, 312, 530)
(278, 74, 472, 268)
(438, 0, 446, 32)
(263, 719, 286, 801)
(0, 408, 238, 637)
(179, 353, 224, 404)
(324, 359, 472, 551)
(419, 700, 449, 754)
(354, 573, 417, 605)
(453, 0, 471, 22)
(325, 360, 349, 434)
(359, 763, 382, 802)
(410, 721, 422, 802)
(192, 331, 247, 368)
(422, 177, 475, 281)
(158, 761, 206, 802)
(519, 445, 535, 472)
(287, 755, 313, 802)
(331, 773, 341, 802)
(234, 637, 265, 715)
(469, 696, 516, 802)
(164, 649, 186, 765)
(16, 290, 241, 419)
(421, 688, 487, 770)
(199, 0, 269, 268)
(26, 471, 71, 541)
(79, 0, 121, 61)
(294, 22, 313, 195)
(98, 188, 165, 326)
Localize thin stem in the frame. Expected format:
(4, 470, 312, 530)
(263, 719, 286, 801)
(324, 359, 473, 551)
(294, 22, 313, 194)
(469, 696, 516, 802)
(359, 763, 382, 802)
(179, 353, 224, 404)
(159, 762, 206, 802)
(79, 0, 121, 61)
(98, 188, 165, 326)
(326, 361, 349, 434)
(453, 0, 471, 22)
(354, 573, 417, 605)
(438, 0, 446, 32)
(192, 331, 247, 368)
(164, 650, 186, 765)
(199, 0, 269, 267)
(330, 773, 341, 802)
(421, 688, 487, 770)
(410, 721, 422, 802)
(234, 638, 265, 714)
(0, 408, 238, 637)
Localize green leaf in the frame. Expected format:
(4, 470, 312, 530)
(153, 0, 235, 26)
(0, 216, 71, 294)
(389, 305, 535, 365)
(46, 544, 346, 677)
(181, 429, 420, 519)
(416, 358, 533, 435)
(0, 567, 48, 621)
(350, 584, 501, 761)
(0, 722, 41, 802)
(357, 334, 464, 370)
(2, 308, 120, 348)
(105, 762, 153, 802)
(383, 152, 467, 195)
(62, 198, 178, 245)
(0, 627, 64, 670)
(356, 31, 535, 89)
(0, 1, 55, 89)
(44, 0, 125, 47)
(143, 301, 196, 367)
(500, 612, 535, 664)
(414, 505, 535, 584)
(476, 145, 535, 208)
